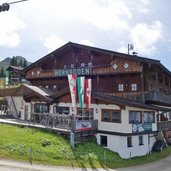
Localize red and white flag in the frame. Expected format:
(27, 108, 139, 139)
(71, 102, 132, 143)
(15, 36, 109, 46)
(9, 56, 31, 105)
(68, 74, 77, 108)
(85, 79, 92, 109)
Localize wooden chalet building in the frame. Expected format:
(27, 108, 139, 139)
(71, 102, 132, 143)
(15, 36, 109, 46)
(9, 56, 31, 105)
(6, 65, 24, 84)
(1, 42, 171, 158)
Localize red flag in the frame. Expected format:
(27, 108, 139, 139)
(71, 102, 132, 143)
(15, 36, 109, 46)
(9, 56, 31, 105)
(85, 79, 92, 108)
(68, 74, 77, 108)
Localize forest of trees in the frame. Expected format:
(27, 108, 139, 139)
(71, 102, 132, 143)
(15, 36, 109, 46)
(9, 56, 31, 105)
(0, 56, 28, 78)
(10, 56, 28, 68)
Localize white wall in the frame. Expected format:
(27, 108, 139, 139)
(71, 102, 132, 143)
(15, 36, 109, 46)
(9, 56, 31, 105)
(94, 104, 157, 133)
(96, 133, 156, 159)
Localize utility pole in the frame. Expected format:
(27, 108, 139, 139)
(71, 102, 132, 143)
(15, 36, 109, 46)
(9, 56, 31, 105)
(0, 0, 29, 12)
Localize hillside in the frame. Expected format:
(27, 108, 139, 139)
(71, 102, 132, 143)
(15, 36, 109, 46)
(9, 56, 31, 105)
(0, 123, 171, 168)
(0, 56, 32, 69)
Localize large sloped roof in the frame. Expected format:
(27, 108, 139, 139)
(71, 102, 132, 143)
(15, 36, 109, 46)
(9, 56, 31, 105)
(15, 84, 53, 103)
(23, 42, 171, 75)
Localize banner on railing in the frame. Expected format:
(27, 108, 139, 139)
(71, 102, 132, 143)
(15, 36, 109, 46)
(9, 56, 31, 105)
(68, 74, 77, 108)
(132, 123, 152, 133)
(85, 79, 92, 109)
(75, 121, 92, 131)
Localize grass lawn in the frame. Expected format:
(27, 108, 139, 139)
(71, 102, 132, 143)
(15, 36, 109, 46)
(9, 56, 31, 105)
(0, 123, 171, 169)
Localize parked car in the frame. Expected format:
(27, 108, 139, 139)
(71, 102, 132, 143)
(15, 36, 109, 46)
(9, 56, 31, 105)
(152, 140, 165, 151)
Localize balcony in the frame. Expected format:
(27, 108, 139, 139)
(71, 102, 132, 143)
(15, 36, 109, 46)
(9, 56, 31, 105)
(31, 113, 98, 133)
(145, 91, 171, 105)
(157, 121, 171, 131)
(25, 70, 54, 79)
(0, 87, 18, 97)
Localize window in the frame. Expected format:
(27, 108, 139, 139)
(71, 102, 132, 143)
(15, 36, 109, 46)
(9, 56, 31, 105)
(34, 104, 48, 113)
(169, 112, 171, 120)
(81, 63, 85, 67)
(56, 107, 69, 114)
(118, 83, 124, 91)
(139, 135, 143, 146)
(102, 110, 121, 123)
(53, 85, 57, 90)
(127, 136, 132, 147)
(111, 111, 121, 123)
(100, 135, 107, 147)
(143, 112, 155, 123)
(37, 70, 40, 75)
(77, 108, 93, 120)
(129, 111, 141, 123)
(88, 62, 92, 67)
(131, 83, 137, 91)
(102, 110, 110, 122)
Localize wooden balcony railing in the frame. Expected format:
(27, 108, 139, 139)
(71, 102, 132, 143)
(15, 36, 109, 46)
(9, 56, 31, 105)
(31, 113, 98, 131)
(103, 91, 145, 102)
(157, 121, 171, 131)
(145, 91, 171, 105)
(0, 87, 18, 97)
(25, 70, 54, 79)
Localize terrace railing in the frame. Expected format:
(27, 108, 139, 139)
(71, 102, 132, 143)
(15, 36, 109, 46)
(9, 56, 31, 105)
(31, 113, 98, 132)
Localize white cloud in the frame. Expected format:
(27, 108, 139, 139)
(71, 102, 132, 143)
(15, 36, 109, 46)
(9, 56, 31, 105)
(141, 0, 150, 5)
(117, 46, 128, 54)
(131, 21, 163, 55)
(43, 35, 66, 52)
(138, 8, 149, 14)
(28, 0, 131, 31)
(78, 0, 131, 31)
(79, 39, 94, 46)
(0, 12, 26, 48)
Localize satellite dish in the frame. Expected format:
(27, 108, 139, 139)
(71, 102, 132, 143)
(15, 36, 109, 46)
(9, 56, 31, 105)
(132, 52, 138, 55)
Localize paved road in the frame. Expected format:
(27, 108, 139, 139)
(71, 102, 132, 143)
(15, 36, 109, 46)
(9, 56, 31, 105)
(0, 155, 171, 171)
(118, 154, 171, 171)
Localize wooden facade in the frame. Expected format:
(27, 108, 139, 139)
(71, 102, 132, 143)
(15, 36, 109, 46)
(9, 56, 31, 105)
(24, 42, 171, 106)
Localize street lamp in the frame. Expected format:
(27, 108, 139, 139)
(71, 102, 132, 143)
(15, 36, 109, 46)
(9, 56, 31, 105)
(0, 0, 29, 12)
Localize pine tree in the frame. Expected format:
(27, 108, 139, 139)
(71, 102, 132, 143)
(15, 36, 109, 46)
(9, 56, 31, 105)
(23, 59, 27, 68)
(10, 56, 18, 66)
(0, 67, 5, 78)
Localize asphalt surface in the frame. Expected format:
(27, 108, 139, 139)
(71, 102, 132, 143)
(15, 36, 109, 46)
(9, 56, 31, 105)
(0, 154, 171, 171)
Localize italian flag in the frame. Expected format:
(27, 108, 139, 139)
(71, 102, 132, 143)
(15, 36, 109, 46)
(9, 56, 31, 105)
(68, 74, 77, 108)
(85, 79, 92, 109)
(77, 77, 85, 108)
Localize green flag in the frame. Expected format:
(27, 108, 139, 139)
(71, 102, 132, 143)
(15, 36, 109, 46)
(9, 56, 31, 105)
(77, 77, 85, 108)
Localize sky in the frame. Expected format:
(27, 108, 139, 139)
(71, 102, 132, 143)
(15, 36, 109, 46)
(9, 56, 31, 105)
(0, 0, 171, 70)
